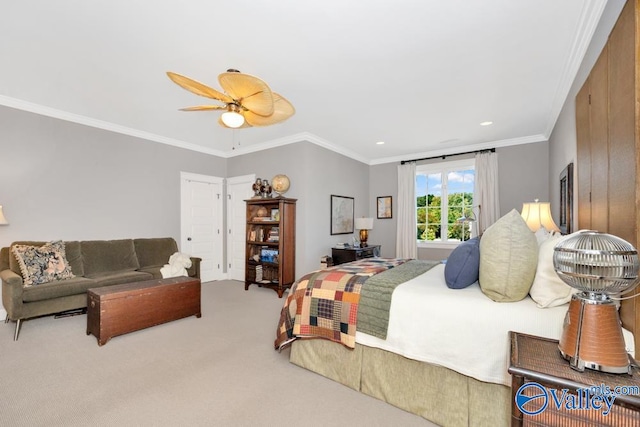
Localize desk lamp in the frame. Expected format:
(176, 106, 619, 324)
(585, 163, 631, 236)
(355, 217, 373, 247)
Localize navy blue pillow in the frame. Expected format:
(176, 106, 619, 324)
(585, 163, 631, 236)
(444, 237, 480, 289)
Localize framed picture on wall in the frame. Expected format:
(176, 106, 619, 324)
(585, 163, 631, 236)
(330, 195, 354, 235)
(377, 196, 392, 219)
(559, 162, 573, 234)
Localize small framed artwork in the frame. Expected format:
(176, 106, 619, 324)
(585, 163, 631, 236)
(330, 195, 354, 235)
(377, 196, 392, 219)
(270, 208, 280, 221)
(559, 162, 573, 234)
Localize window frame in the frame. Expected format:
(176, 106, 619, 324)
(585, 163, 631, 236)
(416, 158, 476, 248)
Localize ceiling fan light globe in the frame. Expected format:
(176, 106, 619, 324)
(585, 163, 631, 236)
(221, 111, 245, 128)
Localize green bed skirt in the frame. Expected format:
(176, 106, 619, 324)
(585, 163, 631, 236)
(290, 339, 511, 427)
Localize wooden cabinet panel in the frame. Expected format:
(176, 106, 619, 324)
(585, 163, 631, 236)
(575, 0, 640, 359)
(589, 45, 609, 233)
(576, 81, 592, 230)
(608, 0, 636, 245)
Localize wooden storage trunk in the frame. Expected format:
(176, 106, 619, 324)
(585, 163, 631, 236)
(87, 276, 201, 346)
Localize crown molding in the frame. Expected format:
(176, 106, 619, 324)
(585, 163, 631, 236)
(1, 94, 548, 166)
(370, 134, 548, 166)
(0, 95, 228, 158)
(544, 0, 607, 136)
(225, 131, 370, 164)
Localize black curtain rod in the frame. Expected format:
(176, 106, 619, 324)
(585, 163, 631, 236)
(400, 148, 495, 165)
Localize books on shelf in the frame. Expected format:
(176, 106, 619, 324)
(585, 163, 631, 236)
(248, 228, 268, 242)
(252, 216, 272, 222)
(267, 227, 280, 242)
(255, 264, 263, 282)
(260, 247, 279, 263)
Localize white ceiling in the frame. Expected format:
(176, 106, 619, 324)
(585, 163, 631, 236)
(0, 0, 608, 165)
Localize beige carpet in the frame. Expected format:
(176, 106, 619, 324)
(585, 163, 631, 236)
(0, 281, 434, 426)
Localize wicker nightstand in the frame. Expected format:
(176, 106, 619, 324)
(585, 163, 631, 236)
(508, 331, 640, 426)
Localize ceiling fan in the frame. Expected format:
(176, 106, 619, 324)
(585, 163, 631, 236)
(166, 69, 295, 129)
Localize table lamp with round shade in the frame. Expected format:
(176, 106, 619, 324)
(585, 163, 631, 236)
(354, 217, 373, 247)
(553, 231, 639, 373)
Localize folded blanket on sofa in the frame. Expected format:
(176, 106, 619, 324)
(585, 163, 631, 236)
(160, 252, 192, 278)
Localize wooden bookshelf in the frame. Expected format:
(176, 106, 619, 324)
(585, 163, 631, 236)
(244, 197, 296, 297)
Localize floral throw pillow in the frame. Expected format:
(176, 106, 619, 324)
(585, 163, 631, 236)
(11, 241, 75, 286)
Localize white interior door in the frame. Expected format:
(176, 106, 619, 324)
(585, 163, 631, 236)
(181, 172, 224, 282)
(226, 174, 255, 281)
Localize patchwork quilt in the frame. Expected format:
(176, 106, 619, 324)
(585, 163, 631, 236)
(274, 258, 407, 350)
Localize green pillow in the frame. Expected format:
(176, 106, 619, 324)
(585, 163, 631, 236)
(479, 209, 538, 302)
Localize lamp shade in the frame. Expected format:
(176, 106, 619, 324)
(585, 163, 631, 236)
(0, 205, 8, 225)
(521, 199, 559, 232)
(355, 217, 373, 230)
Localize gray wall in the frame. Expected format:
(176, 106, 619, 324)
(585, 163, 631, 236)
(228, 141, 370, 275)
(498, 142, 550, 214)
(369, 142, 550, 260)
(0, 105, 227, 249)
(0, 102, 559, 272)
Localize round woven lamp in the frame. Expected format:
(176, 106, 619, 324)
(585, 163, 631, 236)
(553, 231, 639, 373)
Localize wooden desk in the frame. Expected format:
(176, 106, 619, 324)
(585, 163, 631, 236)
(331, 245, 381, 265)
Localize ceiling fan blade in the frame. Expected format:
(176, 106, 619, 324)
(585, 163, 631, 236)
(167, 72, 232, 103)
(218, 72, 274, 117)
(244, 93, 295, 127)
(179, 105, 226, 111)
(217, 115, 252, 129)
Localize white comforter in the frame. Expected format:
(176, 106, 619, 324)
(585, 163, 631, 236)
(355, 263, 635, 386)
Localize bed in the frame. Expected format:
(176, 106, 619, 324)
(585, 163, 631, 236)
(274, 212, 638, 427)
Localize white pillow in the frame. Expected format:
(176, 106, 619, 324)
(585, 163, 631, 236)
(534, 226, 549, 245)
(535, 226, 561, 246)
(529, 232, 580, 308)
(479, 209, 539, 302)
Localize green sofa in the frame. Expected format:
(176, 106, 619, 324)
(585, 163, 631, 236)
(0, 237, 201, 340)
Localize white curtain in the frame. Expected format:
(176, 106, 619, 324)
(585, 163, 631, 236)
(474, 151, 500, 235)
(396, 162, 417, 259)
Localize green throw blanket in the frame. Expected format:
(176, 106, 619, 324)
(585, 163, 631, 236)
(357, 259, 440, 339)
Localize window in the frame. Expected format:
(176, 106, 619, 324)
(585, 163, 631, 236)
(416, 159, 475, 246)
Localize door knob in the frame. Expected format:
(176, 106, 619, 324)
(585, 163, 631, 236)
(187, 237, 192, 241)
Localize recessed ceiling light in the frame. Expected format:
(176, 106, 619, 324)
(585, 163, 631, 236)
(480, 121, 493, 126)
(376, 141, 385, 145)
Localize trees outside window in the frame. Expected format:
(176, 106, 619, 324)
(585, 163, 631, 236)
(416, 159, 475, 245)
